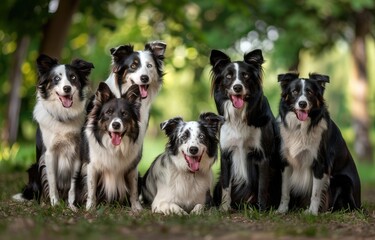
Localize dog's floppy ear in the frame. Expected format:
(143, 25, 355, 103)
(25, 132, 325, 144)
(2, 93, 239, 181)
(71, 59, 95, 78)
(96, 82, 115, 103)
(309, 73, 330, 89)
(36, 54, 59, 76)
(145, 41, 167, 57)
(244, 49, 264, 66)
(160, 117, 183, 137)
(210, 49, 231, 69)
(199, 112, 224, 134)
(123, 85, 141, 104)
(278, 72, 299, 89)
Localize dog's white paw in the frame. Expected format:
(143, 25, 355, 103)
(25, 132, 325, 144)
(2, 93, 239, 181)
(131, 201, 143, 213)
(50, 195, 59, 206)
(86, 199, 96, 211)
(276, 204, 289, 214)
(305, 207, 319, 216)
(69, 203, 78, 212)
(219, 202, 231, 212)
(190, 204, 204, 215)
(12, 193, 27, 202)
(153, 202, 188, 215)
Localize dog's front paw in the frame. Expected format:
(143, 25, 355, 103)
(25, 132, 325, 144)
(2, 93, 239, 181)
(86, 199, 96, 211)
(131, 201, 143, 213)
(305, 207, 319, 216)
(276, 204, 288, 214)
(219, 202, 231, 212)
(50, 195, 60, 207)
(153, 202, 188, 215)
(190, 204, 204, 215)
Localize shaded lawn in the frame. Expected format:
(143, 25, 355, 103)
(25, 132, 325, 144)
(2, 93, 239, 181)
(1, 172, 375, 240)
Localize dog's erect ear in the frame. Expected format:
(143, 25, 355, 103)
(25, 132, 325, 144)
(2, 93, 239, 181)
(145, 41, 167, 57)
(244, 49, 264, 66)
(199, 112, 225, 134)
(36, 54, 59, 76)
(71, 59, 94, 77)
(122, 85, 141, 105)
(309, 73, 330, 89)
(96, 82, 115, 103)
(160, 117, 183, 136)
(210, 50, 231, 69)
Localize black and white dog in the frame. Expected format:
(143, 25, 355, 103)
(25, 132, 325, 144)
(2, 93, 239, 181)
(105, 42, 166, 148)
(13, 54, 94, 211)
(81, 82, 142, 211)
(210, 49, 281, 211)
(276, 72, 361, 215)
(141, 113, 223, 215)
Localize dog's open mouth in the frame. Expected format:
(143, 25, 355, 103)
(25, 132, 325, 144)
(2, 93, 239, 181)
(230, 95, 245, 109)
(57, 93, 73, 108)
(183, 152, 202, 173)
(109, 132, 123, 146)
(139, 85, 149, 99)
(295, 110, 309, 121)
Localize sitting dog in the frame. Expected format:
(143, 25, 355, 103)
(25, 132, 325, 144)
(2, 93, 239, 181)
(210, 49, 281, 211)
(81, 82, 142, 212)
(141, 112, 223, 215)
(276, 72, 361, 215)
(13, 54, 94, 211)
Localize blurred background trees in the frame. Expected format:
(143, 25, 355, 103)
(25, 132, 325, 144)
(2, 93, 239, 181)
(0, 0, 374, 167)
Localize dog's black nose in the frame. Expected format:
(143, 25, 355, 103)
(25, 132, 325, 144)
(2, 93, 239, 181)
(112, 122, 121, 130)
(63, 86, 71, 93)
(299, 101, 307, 109)
(233, 84, 243, 93)
(189, 146, 199, 155)
(140, 75, 149, 83)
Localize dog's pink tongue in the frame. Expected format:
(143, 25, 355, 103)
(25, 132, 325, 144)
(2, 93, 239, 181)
(111, 132, 122, 146)
(59, 95, 73, 108)
(186, 156, 200, 172)
(296, 110, 308, 121)
(231, 95, 244, 109)
(139, 85, 148, 98)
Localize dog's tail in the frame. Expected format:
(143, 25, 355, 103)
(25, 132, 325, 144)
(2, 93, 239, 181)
(12, 163, 42, 202)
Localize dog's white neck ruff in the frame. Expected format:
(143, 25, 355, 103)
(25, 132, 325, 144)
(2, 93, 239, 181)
(220, 100, 262, 186)
(280, 112, 328, 194)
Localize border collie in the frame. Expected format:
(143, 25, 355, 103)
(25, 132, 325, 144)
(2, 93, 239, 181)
(81, 82, 142, 212)
(209, 49, 281, 211)
(276, 72, 361, 215)
(13, 54, 94, 211)
(141, 112, 223, 215)
(105, 42, 166, 151)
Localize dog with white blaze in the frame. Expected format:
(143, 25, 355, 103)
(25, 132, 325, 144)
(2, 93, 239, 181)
(13, 54, 94, 211)
(79, 82, 143, 212)
(276, 72, 361, 215)
(210, 49, 281, 211)
(142, 112, 224, 215)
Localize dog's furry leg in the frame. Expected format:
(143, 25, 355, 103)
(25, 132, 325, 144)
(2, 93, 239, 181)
(257, 159, 270, 211)
(220, 151, 232, 211)
(277, 166, 292, 214)
(68, 160, 81, 212)
(45, 152, 59, 206)
(306, 174, 329, 215)
(190, 204, 204, 215)
(86, 164, 97, 210)
(127, 168, 143, 213)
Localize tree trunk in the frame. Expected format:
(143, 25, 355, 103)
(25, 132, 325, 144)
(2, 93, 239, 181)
(2, 35, 30, 144)
(349, 10, 373, 163)
(39, 0, 80, 58)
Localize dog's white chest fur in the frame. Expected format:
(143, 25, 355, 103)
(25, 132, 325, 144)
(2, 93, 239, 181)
(279, 112, 328, 193)
(220, 102, 262, 184)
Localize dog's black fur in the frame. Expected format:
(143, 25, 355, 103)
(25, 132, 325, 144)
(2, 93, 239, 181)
(210, 49, 281, 210)
(277, 72, 361, 214)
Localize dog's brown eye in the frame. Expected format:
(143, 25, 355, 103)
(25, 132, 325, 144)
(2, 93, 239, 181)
(199, 134, 204, 140)
(182, 135, 188, 141)
(226, 74, 232, 79)
(71, 75, 76, 80)
(122, 111, 128, 118)
(106, 109, 113, 115)
(243, 73, 249, 79)
(306, 89, 313, 95)
(292, 90, 298, 95)
(131, 63, 137, 69)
